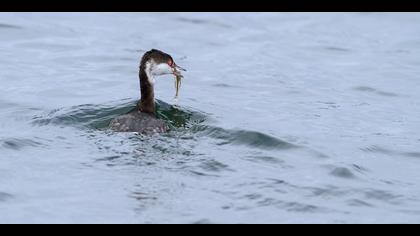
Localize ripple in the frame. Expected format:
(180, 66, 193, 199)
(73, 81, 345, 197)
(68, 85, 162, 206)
(329, 167, 356, 179)
(353, 86, 399, 97)
(347, 199, 374, 207)
(192, 219, 213, 224)
(192, 125, 297, 151)
(307, 186, 349, 198)
(256, 198, 330, 213)
(244, 193, 264, 200)
(94, 155, 122, 162)
(32, 99, 207, 131)
(351, 164, 369, 173)
(199, 160, 234, 173)
(31, 99, 298, 158)
(32, 99, 136, 129)
(212, 83, 235, 88)
(131, 191, 158, 201)
(324, 46, 351, 52)
(283, 201, 322, 213)
(189, 170, 220, 177)
(401, 152, 420, 158)
(0, 23, 22, 29)
(244, 155, 287, 165)
(316, 101, 340, 110)
(176, 17, 232, 29)
(1, 138, 44, 150)
(361, 145, 394, 155)
(0, 192, 13, 202)
(362, 145, 420, 159)
(155, 101, 207, 129)
(130, 190, 159, 212)
(363, 189, 403, 205)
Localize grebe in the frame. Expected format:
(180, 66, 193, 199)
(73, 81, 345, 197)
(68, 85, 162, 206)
(109, 49, 185, 133)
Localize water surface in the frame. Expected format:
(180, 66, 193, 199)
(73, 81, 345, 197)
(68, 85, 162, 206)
(1, 13, 420, 223)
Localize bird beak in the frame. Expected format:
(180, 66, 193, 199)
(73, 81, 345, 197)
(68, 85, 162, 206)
(172, 62, 186, 77)
(173, 62, 186, 72)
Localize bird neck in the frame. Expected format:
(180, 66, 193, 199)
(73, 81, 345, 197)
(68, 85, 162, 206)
(138, 69, 155, 114)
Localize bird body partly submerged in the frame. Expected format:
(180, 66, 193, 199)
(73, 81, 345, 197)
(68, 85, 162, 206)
(109, 110, 167, 133)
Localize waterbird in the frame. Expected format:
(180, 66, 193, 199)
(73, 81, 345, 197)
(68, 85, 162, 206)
(109, 49, 186, 133)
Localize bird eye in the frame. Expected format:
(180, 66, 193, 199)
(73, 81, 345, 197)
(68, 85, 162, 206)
(168, 60, 173, 67)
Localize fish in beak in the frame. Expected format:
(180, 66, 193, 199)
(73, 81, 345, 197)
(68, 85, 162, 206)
(172, 62, 186, 99)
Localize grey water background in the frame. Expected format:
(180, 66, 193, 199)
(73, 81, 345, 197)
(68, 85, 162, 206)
(1, 13, 420, 223)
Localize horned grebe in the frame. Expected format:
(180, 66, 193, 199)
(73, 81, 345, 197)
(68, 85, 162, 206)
(109, 49, 185, 133)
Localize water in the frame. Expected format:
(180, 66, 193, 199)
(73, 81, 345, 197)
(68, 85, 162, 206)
(1, 13, 420, 223)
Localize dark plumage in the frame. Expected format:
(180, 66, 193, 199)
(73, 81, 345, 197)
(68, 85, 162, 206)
(109, 111, 167, 133)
